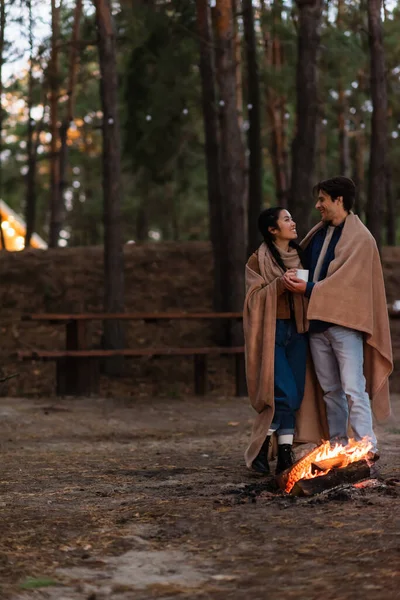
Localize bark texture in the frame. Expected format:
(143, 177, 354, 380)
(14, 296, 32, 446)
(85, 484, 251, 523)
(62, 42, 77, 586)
(215, 0, 247, 344)
(58, 0, 83, 219)
(49, 0, 61, 247)
(94, 0, 125, 370)
(243, 0, 263, 255)
(289, 0, 323, 236)
(196, 0, 225, 314)
(366, 0, 387, 250)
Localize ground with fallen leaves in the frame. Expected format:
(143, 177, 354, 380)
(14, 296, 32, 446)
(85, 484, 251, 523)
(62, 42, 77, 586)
(1, 392, 399, 600)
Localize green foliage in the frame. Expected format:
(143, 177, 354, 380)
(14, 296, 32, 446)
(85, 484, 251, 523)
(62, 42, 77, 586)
(1, 0, 400, 245)
(20, 577, 60, 589)
(119, 1, 208, 240)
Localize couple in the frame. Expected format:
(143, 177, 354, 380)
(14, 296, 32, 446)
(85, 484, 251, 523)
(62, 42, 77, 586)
(244, 176, 393, 476)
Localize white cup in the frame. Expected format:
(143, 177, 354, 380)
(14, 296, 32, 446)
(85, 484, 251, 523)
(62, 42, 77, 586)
(296, 269, 309, 282)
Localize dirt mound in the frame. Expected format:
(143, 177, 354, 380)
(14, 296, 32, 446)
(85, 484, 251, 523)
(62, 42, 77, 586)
(1, 243, 400, 397)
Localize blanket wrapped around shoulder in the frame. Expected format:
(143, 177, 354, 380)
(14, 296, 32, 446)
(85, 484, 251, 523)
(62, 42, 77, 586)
(301, 213, 393, 421)
(243, 243, 328, 468)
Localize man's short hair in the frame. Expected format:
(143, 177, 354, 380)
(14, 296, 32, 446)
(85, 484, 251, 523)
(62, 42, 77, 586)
(313, 176, 356, 212)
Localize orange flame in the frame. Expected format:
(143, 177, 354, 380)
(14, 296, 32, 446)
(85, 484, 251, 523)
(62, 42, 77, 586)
(284, 438, 373, 493)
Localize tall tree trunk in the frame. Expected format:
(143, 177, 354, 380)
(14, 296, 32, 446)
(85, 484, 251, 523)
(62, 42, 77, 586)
(289, 0, 323, 236)
(26, 110, 46, 248)
(386, 133, 395, 245)
(215, 0, 247, 344)
(386, 164, 395, 246)
(351, 70, 366, 219)
(81, 122, 98, 245)
(318, 115, 328, 180)
(337, 0, 350, 177)
(49, 0, 63, 247)
(59, 0, 83, 215)
(25, 0, 38, 247)
(94, 0, 125, 372)
(195, 0, 225, 314)
(366, 0, 387, 250)
(231, 0, 243, 132)
(243, 0, 262, 255)
(0, 0, 6, 250)
(352, 125, 366, 219)
(272, 0, 290, 204)
(136, 201, 148, 241)
(338, 83, 350, 176)
(49, 0, 61, 247)
(261, 0, 290, 206)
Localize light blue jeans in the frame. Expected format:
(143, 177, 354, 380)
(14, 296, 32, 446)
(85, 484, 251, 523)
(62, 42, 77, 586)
(309, 325, 377, 452)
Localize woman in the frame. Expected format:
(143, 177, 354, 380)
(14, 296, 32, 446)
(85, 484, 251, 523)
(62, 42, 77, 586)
(243, 207, 326, 475)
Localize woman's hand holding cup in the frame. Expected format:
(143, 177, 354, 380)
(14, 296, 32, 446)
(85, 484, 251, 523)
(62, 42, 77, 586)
(283, 269, 308, 294)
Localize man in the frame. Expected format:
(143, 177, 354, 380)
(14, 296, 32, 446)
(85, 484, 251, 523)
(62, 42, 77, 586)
(284, 176, 392, 458)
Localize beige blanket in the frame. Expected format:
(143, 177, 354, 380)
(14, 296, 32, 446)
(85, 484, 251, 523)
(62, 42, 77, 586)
(243, 243, 328, 468)
(301, 213, 393, 421)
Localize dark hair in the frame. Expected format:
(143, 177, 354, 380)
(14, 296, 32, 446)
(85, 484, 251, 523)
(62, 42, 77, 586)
(313, 176, 355, 212)
(258, 207, 304, 272)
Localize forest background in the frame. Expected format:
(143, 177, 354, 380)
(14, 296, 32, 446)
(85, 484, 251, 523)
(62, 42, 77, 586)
(0, 0, 398, 341)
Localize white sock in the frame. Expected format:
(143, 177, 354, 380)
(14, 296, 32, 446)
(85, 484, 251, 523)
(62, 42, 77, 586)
(267, 428, 276, 436)
(278, 434, 293, 445)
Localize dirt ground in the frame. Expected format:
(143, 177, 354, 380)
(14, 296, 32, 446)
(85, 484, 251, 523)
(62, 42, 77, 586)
(1, 392, 399, 600)
(0, 243, 400, 599)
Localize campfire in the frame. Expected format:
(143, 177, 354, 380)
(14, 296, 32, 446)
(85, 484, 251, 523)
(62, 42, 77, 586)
(277, 438, 374, 497)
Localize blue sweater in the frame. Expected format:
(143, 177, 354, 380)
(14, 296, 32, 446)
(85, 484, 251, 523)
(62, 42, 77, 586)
(304, 221, 345, 333)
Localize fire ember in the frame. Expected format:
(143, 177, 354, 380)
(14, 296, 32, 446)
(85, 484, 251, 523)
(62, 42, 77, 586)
(277, 438, 373, 497)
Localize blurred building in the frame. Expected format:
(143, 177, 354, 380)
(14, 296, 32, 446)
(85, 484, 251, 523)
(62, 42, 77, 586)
(0, 200, 47, 251)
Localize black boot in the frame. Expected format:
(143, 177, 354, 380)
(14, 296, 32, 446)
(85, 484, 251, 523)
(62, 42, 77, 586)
(251, 435, 271, 474)
(275, 444, 295, 475)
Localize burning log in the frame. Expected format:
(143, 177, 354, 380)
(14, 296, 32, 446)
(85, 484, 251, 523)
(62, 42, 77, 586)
(311, 454, 349, 472)
(277, 438, 373, 496)
(290, 460, 371, 497)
